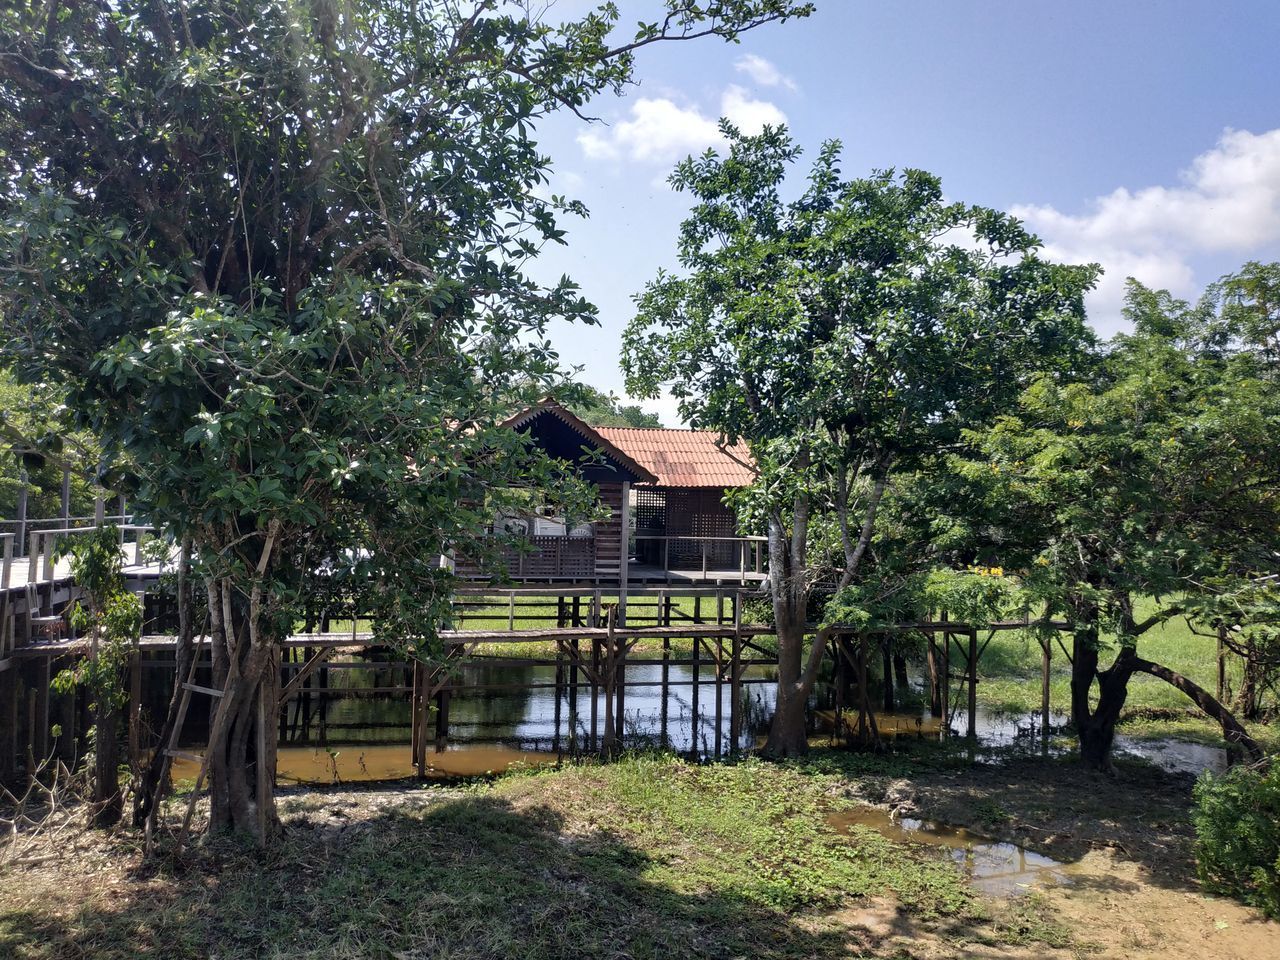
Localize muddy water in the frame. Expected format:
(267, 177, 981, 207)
(169, 743, 559, 785)
(146, 655, 1231, 784)
(829, 806, 1071, 897)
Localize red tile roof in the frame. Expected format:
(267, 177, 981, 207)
(594, 427, 756, 489)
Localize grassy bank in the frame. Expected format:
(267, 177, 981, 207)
(0, 754, 1081, 960)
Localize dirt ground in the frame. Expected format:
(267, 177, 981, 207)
(1, 756, 1278, 959)
(843, 755, 1280, 959)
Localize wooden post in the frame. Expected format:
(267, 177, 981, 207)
(1, 534, 12, 593)
(14, 468, 28, 558)
(553, 653, 564, 757)
(926, 634, 941, 716)
(0, 663, 15, 781)
(618, 481, 631, 625)
(937, 612, 950, 736)
(568, 638, 580, 754)
(833, 634, 847, 741)
(410, 660, 421, 772)
(589, 636, 599, 752)
(729, 630, 743, 754)
(713, 637, 724, 757)
(660, 636, 670, 748)
(1217, 624, 1227, 703)
(1040, 637, 1052, 738)
(37, 656, 51, 761)
(615, 630, 626, 753)
(691, 630, 701, 756)
(42, 531, 54, 584)
(128, 649, 142, 771)
(701, 540, 708, 580)
(600, 608, 617, 757)
(881, 638, 894, 714)
(856, 634, 870, 744)
(967, 628, 978, 739)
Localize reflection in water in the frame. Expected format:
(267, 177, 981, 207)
(828, 807, 1070, 897)
(141, 653, 1232, 784)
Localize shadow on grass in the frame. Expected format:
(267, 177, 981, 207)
(0, 793, 877, 960)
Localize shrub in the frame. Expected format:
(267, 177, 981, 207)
(1191, 762, 1280, 917)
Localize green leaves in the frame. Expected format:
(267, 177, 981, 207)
(958, 273, 1280, 635)
(625, 127, 1098, 597)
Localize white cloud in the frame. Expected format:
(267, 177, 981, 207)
(734, 53, 798, 92)
(1011, 128, 1280, 332)
(577, 87, 787, 166)
(720, 85, 788, 134)
(578, 97, 721, 164)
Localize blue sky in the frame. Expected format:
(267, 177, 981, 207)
(529, 1, 1280, 424)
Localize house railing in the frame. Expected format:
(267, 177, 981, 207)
(453, 533, 597, 581)
(634, 534, 767, 580)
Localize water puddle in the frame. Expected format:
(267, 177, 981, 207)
(828, 806, 1070, 897)
(1114, 736, 1228, 776)
(170, 743, 559, 786)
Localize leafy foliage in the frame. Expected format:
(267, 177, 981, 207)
(1192, 763, 1280, 918)
(622, 126, 1096, 752)
(958, 276, 1280, 641)
(0, 0, 812, 831)
(51, 527, 142, 714)
(0, 371, 100, 520)
(560, 383, 662, 427)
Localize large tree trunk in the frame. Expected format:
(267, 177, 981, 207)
(204, 576, 280, 841)
(1130, 656, 1263, 763)
(763, 615, 811, 758)
(91, 698, 122, 827)
(761, 510, 822, 759)
(1070, 617, 1263, 772)
(1069, 624, 1136, 773)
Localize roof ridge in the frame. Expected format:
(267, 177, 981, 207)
(594, 425, 720, 434)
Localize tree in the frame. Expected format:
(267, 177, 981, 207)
(0, 371, 100, 523)
(562, 383, 662, 427)
(0, 0, 812, 838)
(623, 127, 1097, 756)
(959, 275, 1280, 770)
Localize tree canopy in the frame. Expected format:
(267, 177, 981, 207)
(0, 0, 811, 837)
(623, 126, 1098, 756)
(954, 274, 1280, 767)
(562, 383, 662, 427)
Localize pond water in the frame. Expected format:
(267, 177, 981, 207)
(827, 806, 1071, 897)
(143, 654, 1230, 783)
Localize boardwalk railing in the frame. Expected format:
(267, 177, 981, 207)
(633, 534, 767, 580)
(0, 522, 158, 593)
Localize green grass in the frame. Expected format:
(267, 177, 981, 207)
(0, 756, 1074, 960)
